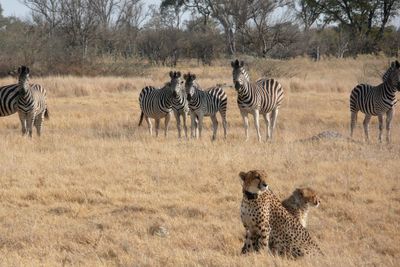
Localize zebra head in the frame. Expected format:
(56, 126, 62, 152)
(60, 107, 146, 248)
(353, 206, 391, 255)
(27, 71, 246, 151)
(18, 66, 30, 91)
(231, 59, 249, 90)
(183, 72, 196, 101)
(383, 60, 400, 91)
(169, 71, 184, 98)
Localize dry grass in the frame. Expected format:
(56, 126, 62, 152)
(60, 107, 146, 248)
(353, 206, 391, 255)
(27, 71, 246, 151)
(0, 56, 399, 266)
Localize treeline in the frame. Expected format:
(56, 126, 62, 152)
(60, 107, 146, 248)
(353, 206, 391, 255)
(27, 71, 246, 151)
(0, 0, 399, 76)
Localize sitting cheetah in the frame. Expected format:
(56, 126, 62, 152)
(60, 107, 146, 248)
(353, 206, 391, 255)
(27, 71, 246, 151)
(239, 170, 322, 258)
(282, 187, 320, 228)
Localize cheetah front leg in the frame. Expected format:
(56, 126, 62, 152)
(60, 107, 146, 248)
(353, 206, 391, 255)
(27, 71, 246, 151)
(241, 230, 253, 254)
(253, 225, 270, 252)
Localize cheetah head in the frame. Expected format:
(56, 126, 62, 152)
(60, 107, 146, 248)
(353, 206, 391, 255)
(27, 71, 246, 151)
(239, 170, 269, 195)
(293, 187, 320, 208)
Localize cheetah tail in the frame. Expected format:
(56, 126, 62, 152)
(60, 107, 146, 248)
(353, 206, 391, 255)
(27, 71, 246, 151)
(138, 111, 144, 126)
(44, 108, 49, 120)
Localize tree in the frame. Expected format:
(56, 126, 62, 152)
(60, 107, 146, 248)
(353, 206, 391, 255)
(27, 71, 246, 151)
(293, 0, 323, 31)
(306, 0, 400, 53)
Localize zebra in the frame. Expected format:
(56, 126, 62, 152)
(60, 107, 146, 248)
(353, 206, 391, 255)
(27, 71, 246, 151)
(17, 66, 49, 137)
(350, 60, 400, 143)
(138, 71, 185, 137)
(231, 59, 284, 142)
(183, 72, 227, 140)
(171, 81, 189, 139)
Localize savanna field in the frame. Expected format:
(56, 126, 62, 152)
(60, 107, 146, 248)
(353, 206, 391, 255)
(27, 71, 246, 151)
(0, 56, 399, 266)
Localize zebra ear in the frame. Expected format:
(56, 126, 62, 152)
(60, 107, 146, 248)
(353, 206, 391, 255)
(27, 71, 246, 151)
(183, 73, 188, 80)
(395, 60, 400, 69)
(192, 74, 196, 80)
(232, 59, 240, 68)
(176, 71, 181, 78)
(169, 71, 174, 78)
(18, 67, 21, 74)
(240, 61, 244, 67)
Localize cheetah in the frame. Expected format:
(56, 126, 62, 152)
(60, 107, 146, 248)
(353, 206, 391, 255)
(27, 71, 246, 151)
(282, 187, 320, 228)
(239, 170, 322, 258)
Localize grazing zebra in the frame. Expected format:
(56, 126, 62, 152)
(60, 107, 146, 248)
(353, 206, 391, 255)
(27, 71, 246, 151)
(17, 66, 49, 137)
(350, 60, 400, 143)
(183, 72, 227, 140)
(231, 60, 284, 142)
(138, 71, 185, 137)
(171, 82, 189, 139)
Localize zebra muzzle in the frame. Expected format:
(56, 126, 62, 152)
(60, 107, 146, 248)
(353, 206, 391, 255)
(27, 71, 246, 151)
(234, 81, 241, 90)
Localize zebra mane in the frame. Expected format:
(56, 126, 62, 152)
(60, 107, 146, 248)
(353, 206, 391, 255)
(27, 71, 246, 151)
(382, 64, 394, 82)
(382, 60, 400, 82)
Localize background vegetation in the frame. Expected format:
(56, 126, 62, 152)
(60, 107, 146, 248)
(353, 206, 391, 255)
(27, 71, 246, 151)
(0, 0, 399, 75)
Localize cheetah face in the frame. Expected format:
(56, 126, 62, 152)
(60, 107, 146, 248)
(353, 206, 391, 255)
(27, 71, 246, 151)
(294, 188, 321, 208)
(239, 170, 269, 194)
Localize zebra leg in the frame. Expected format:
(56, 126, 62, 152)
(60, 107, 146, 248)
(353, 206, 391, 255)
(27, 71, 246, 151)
(26, 114, 34, 138)
(164, 112, 171, 137)
(190, 112, 196, 138)
(241, 111, 249, 141)
(378, 114, 384, 143)
(182, 112, 188, 139)
(155, 119, 160, 137)
(220, 112, 227, 139)
(145, 116, 153, 136)
(198, 114, 204, 139)
(210, 114, 218, 141)
(174, 111, 182, 139)
(252, 110, 261, 142)
(263, 113, 270, 141)
(386, 109, 394, 143)
(34, 114, 44, 137)
(270, 108, 279, 140)
(363, 115, 371, 143)
(18, 112, 27, 136)
(350, 112, 357, 139)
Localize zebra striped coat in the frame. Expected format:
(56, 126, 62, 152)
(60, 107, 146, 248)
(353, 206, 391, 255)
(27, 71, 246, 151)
(138, 71, 185, 137)
(231, 60, 284, 141)
(0, 84, 20, 117)
(184, 72, 227, 139)
(350, 60, 400, 143)
(17, 66, 49, 137)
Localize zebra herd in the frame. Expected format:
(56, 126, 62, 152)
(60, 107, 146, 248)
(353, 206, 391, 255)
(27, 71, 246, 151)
(0, 59, 399, 142)
(139, 59, 400, 143)
(138, 60, 283, 141)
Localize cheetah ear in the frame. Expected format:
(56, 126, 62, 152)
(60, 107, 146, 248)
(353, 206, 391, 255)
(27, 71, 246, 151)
(296, 188, 304, 197)
(239, 171, 247, 182)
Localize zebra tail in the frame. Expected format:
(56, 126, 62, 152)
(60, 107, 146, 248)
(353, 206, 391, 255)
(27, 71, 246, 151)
(138, 111, 144, 126)
(44, 108, 49, 120)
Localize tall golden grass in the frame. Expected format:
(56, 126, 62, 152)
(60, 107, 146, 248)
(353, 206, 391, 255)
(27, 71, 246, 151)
(0, 56, 399, 266)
